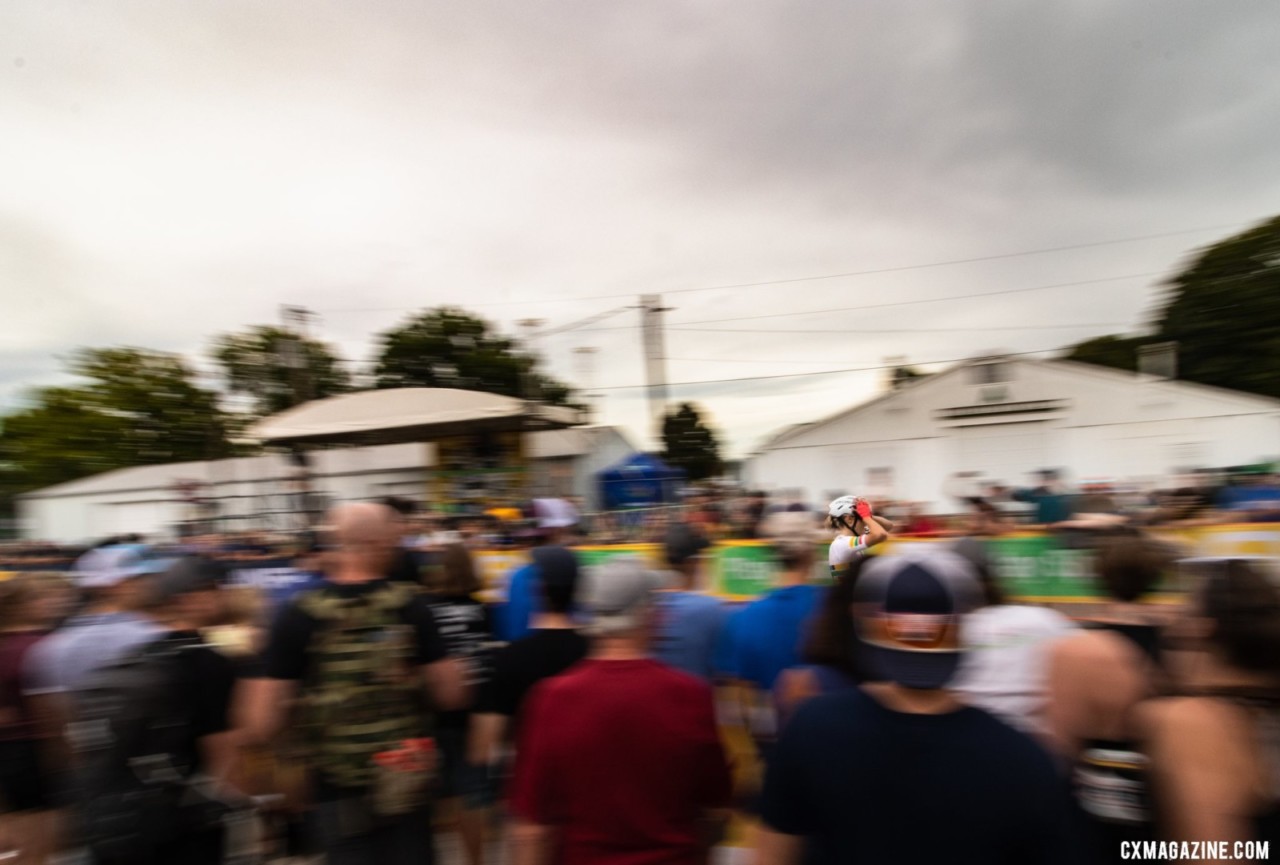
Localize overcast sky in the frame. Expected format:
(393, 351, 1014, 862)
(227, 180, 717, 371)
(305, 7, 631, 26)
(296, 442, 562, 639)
(3, 1, 1280, 457)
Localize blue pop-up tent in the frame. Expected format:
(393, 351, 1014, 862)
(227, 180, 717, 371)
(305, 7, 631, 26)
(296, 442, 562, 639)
(598, 453, 686, 510)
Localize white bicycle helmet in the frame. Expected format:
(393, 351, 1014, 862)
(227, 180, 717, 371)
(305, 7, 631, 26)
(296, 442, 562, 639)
(828, 495, 858, 520)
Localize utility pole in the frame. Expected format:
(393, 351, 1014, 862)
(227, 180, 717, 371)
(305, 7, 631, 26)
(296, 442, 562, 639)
(639, 294, 671, 440)
(278, 305, 316, 530)
(517, 318, 546, 402)
(573, 346, 600, 423)
(279, 305, 315, 405)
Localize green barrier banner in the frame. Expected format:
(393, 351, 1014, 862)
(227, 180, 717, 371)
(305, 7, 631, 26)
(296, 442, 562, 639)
(712, 543, 778, 598)
(983, 535, 1096, 600)
(472, 525, 1280, 602)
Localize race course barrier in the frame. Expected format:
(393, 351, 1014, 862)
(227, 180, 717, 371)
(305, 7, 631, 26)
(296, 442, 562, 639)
(471, 523, 1280, 603)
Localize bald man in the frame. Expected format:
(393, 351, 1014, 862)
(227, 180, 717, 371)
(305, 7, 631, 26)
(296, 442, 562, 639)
(242, 503, 465, 865)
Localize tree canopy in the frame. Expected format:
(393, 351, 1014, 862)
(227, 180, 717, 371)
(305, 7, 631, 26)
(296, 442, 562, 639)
(374, 307, 577, 405)
(0, 348, 235, 513)
(213, 325, 351, 416)
(1064, 216, 1280, 398)
(661, 402, 723, 481)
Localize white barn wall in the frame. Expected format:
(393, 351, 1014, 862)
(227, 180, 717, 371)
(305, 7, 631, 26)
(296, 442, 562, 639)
(20, 429, 637, 543)
(747, 359, 1280, 511)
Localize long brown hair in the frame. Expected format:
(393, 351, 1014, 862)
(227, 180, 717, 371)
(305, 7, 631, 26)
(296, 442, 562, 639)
(432, 543, 482, 597)
(801, 556, 867, 680)
(0, 574, 47, 631)
(1197, 559, 1280, 675)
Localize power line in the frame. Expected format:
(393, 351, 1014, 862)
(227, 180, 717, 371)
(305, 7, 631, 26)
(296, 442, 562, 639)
(314, 219, 1249, 313)
(592, 348, 1060, 391)
(669, 272, 1158, 326)
(536, 305, 633, 337)
(666, 356, 857, 366)
(567, 271, 1160, 332)
(668, 320, 1135, 336)
(651, 224, 1239, 296)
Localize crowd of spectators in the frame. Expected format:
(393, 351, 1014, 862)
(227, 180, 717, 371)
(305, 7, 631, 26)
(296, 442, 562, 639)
(3, 468, 1278, 575)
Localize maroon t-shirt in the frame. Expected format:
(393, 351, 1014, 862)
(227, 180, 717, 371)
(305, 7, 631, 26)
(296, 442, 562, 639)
(510, 658, 732, 865)
(0, 632, 47, 742)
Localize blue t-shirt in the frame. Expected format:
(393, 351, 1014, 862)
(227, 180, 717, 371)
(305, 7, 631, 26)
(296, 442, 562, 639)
(653, 591, 731, 682)
(717, 584, 824, 690)
(762, 688, 1075, 865)
(499, 562, 540, 643)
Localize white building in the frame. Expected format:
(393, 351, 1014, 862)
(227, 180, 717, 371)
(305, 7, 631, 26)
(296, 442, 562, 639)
(746, 357, 1280, 510)
(18, 426, 636, 543)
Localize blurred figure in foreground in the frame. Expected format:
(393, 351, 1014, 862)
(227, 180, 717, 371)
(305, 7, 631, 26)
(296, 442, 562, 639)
(509, 556, 731, 865)
(499, 499, 580, 642)
(425, 544, 495, 865)
(717, 511, 830, 802)
(72, 556, 236, 865)
(1047, 534, 1171, 858)
(720, 512, 830, 694)
(24, 545, 171, 700)
(1140, 558, 1280, 849)
(243, 503, 465, 865)
(949, 538, 1077, 743)
(652, 523, 728, 682)
(773, 556, 870, 728)
(469, 546, 587, 802)
(754, 551, 1073, 865)
(0, 575, 68, 865)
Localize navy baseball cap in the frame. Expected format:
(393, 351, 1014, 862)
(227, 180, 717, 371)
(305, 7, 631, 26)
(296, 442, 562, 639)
(532, 545, 581, 592)
(853, 550, 982, 689)
(664, 523, 710, 566)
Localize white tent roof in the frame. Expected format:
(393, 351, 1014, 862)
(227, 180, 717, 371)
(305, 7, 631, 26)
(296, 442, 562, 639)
(245, 388, 583, 446)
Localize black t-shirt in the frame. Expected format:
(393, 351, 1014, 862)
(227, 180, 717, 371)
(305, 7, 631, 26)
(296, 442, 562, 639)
(761, 688, 1075, 865)
(426, 594, 495, 729)
(478, 629, 588, 723)
(167, 631, 236, 775)
(262, 580, 447, 681)
(387, 547, 424, 585)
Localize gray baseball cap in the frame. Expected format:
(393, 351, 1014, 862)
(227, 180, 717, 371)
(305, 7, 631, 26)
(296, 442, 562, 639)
(581, 555, 669, 631)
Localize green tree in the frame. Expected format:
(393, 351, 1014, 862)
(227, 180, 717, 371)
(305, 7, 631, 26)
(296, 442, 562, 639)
(1158, 216, 1280, 398)
(213, 325, 351, 415)
(1063, 216, 1280, 397)
(1062, 335, 1146, 373)
(374, 307, 577, 405)
(0, 348, 235, 511)
(661, 402, 723, 481)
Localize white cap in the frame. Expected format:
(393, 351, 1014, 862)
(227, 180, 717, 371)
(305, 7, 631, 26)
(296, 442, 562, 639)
(72, 544, 168, 589)
(532, 498, 579, 529)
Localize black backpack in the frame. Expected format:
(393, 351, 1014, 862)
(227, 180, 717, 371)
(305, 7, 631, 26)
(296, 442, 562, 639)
(70, 634, 230, 860)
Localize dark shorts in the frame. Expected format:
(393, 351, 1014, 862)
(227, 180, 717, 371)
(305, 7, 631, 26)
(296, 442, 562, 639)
(434, 726, 495, 809)
(315, 796, 435, 865)
(0, 739, 54, 812)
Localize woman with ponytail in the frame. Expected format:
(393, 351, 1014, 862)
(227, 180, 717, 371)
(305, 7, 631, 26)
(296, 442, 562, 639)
(1140, 558, 1280, 850)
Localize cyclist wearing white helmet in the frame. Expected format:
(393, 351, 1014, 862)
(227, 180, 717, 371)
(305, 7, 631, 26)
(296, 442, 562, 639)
(826, 495, 891, 578)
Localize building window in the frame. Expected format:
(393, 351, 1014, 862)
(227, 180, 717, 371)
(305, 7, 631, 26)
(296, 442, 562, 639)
(970, 360, 1010, 385)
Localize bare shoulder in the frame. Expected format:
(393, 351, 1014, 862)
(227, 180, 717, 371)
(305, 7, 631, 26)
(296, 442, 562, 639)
(1138, 696, 1251, 744)
(1050, 628, 1142, 667)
